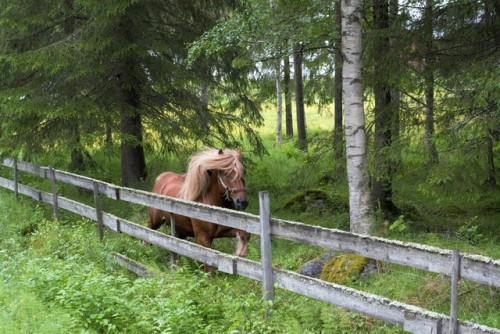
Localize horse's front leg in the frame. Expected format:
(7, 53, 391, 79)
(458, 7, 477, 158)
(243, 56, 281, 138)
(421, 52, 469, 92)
(192, 219, 217, 273)
(235, 230, 250, 257)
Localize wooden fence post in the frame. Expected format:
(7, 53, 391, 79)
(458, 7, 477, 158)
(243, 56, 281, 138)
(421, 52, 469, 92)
(48, 166, 59, 220)
(170, 213, 177, 265)
(13, 158, 19, 199)
(450, 249, 461, 334)
(93, 181, 104, 241)
(259, 191, 273, 303)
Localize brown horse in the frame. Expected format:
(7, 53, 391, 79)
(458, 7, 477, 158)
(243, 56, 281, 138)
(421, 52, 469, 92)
(148, 148, 250, 269)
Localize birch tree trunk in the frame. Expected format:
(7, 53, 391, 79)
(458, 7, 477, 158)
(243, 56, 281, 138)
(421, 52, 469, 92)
(270, 0, 283, 144)
(342, 0, 373, 234)
(284, 56, 294, 138)
(333, 0, 343, 161)
(275, 61, 283, 144)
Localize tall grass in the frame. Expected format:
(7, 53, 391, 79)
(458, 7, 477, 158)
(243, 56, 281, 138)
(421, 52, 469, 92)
(0, 189, 408, 333)
(1, 102, 499, 332)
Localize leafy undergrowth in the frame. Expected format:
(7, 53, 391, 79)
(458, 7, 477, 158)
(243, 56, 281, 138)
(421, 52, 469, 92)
(1, 135, 499, 333)
(2, 187, 499, 334)
(1, 191, 408, 334)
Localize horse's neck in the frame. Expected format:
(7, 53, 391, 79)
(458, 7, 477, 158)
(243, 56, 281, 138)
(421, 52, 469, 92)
(203, 173, 226, 206)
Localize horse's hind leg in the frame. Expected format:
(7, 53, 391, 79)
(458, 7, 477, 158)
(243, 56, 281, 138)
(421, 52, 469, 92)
(148, 208, 165, 230)
(144, 208, 165, 246)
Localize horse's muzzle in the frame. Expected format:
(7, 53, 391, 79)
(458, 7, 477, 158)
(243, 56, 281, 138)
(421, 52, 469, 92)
(234, 199, 249, 210)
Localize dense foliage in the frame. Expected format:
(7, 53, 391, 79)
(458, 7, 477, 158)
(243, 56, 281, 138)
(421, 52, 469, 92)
(1, 0, 498, 189)
(0, 0, 264, 183)
(0, 0, 499, 332)
(1, 138, 499, 332)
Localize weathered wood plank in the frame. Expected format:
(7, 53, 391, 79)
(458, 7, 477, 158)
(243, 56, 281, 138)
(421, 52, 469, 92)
(273, 269, 500, 334)
(17, 183, 43, 202)
(403, 313, 442, 334)
(450, 249, 461, 334)
(54, 170, 120, 200)
(259, 191, 273, 302)
(100, 213, 262, 279)
(270, 218, 500, 288)
(1, 158, 47, 177)
(1, 157, 14, 168)
(0, 176, 15, 191)
(1, 172, 499, 333)
(119, 187, 260, 234)
(96, 213, 500, 334)
(13, 159, 18, 199)
(59, 197, 96, 220)
(93, 182, 104, 241)
(112, 253, 156, 278)
(0, 177, 95, 220)
(170, 213, 177, 265)
(48, 166, 59, 220)
(5, 160, 499, 289)
(2, 170, 499, 289)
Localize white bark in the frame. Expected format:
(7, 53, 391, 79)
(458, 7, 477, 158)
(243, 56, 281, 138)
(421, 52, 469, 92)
(269, 0, 282, 145)
(341, 0, 373, 234)
(275, 60, 283, 144)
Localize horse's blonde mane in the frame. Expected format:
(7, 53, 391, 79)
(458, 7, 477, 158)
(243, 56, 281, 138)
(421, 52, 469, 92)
(179, 148, 244, 201)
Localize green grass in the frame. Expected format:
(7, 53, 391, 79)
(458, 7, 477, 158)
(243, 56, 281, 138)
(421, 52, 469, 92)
(0, 275, 88, 334)
(1, 103, 499, 332)
(0, 189, 407, 334)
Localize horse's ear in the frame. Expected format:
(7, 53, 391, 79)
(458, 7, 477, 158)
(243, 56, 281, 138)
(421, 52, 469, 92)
(218, 149, 224, 155)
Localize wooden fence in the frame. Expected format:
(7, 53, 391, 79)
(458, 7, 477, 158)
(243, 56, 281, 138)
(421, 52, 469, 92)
(1, 158, 499, 334)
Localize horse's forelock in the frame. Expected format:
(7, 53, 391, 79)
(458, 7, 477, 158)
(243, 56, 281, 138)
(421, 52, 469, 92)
(179, 148, 244, 201)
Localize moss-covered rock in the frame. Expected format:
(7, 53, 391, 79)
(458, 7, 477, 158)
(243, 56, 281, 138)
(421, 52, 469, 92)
(320, 254, 369, 285)
(298, 249, 336, 278)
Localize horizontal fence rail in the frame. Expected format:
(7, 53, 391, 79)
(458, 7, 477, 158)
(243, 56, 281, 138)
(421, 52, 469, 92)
(1, 158, 499, 334)
(2, 157, 498, 288)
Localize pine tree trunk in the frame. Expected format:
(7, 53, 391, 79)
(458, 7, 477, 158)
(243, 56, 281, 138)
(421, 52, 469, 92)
(372, 0, 399, 220)
(105, 123, 113, 145)
(389, 0, 400, 151)
(200, 83, 210, 134)
(333, 0, 343, 160)
(294, 43, 307, 151)
(425, 72, 438, 164)
(117, 66, 147, 187)
(69, 125, 85, 171)
(120, 108, 147, 187)
(65, 0, 86, 171)
(284, 56, 293, 138)
(342, 0, 373, 234)
(424, 0, 439, 164)
(486, 128, 498, 186)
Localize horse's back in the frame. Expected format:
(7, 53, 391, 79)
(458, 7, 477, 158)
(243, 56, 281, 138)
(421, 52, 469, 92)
(148, 171, 184, 230)
(148, 172, 195, 236)
(152, 171, 185, 197)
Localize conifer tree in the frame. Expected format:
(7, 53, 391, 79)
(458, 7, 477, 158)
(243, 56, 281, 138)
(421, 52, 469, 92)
(0, 0, 263, 185)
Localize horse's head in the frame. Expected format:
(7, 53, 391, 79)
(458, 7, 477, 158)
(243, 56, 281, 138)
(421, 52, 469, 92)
(218, 170, 248, 210)
(182, 148, 249, 210)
